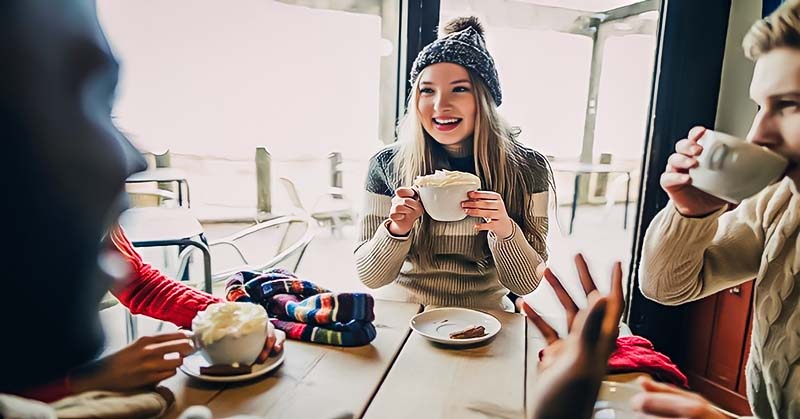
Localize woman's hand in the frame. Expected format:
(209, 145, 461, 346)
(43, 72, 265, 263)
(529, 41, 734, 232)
(462, 191, 514, 238)
(388, 187, 424, 236)
(661, 126, 728, 217)
(632, 376, 730, 418)
(69, 332, 195, 393)
(255, 324, 286, 364)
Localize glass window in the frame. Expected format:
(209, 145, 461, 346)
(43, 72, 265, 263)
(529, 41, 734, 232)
(98, 0, 399, 216)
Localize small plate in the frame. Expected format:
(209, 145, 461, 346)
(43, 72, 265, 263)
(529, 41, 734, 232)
(410, 307, 501, 346)
(592, 381, 642, 418)
(179, 350, 285, 383)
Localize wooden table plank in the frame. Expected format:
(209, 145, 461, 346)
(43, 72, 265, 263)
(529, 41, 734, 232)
(203, 300, 421, 419)
(363, 310, 527, 419)
(162, 372, 224, 419)
(525, 320, 548, 419)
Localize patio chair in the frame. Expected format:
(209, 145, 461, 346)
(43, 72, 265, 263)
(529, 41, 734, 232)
(175, 215, 315, 285)
(99, 293, 138, 343)
(279, 176, 356, 237)
(126, 184, 178, 208)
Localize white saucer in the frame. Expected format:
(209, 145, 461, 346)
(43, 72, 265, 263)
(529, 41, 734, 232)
(179, 350, 285, 383)
(592, 381, 642, 418)
(410, 307, 501, 346)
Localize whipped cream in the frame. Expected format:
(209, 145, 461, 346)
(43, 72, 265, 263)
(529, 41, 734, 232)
(192, 302, 267, 345)
(413, 170, 481, 188)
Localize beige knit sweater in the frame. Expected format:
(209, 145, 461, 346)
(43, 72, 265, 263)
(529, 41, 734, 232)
(640, 178, 800, 418)
(354, 145, 549, 310)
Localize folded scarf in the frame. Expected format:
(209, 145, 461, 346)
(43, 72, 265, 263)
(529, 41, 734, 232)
(225, 269, 376, 347)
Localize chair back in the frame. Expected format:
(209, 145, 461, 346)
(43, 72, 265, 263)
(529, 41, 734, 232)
(176, 215, 316, 282)
(274, 217, 314, 271)
(279, 177, 306, 211)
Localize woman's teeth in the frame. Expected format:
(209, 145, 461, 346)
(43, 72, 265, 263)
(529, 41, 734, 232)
(434, 118, 461, 125)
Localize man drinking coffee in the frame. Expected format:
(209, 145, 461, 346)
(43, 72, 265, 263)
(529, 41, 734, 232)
(638, 1, 800, 417)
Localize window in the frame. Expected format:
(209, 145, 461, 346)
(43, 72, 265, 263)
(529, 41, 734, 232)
(439, 1, 659, 305)
(98, 0, 400, 215)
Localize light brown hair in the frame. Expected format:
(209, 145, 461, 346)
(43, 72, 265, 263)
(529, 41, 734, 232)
(743, 0, 800, 60)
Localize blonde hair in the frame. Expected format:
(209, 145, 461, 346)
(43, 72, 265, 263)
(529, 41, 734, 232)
(391, 72, 553, 268)
(743, 0, 800, 60)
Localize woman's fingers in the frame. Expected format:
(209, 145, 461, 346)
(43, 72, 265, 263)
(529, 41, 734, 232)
(144, 339, 195, 360)
(395, 187, 417, 198)
(467, 191, 500, 200)
(461, 200, 502, 210)
(136, 332, 192, 347)
(464, 208, 499, 219)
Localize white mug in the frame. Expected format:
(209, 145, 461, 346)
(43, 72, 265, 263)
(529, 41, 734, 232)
(416, 184, 478, 222)
(193, 324, 268, 367)
(689, 130, 788, 203)
(593, 381, 643, 419)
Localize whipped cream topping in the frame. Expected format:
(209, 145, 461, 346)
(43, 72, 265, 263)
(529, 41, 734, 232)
(192, 302, 267, 345)
(413, 170, 481, 188)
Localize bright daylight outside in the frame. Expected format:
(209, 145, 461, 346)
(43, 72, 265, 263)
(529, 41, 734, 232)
(97, 0, 657, 342)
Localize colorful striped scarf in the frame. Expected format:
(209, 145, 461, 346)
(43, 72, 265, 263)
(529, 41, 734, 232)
(224, 269, 376, 347)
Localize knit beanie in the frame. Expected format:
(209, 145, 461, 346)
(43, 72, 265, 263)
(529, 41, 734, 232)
(409, 16, 502, 106)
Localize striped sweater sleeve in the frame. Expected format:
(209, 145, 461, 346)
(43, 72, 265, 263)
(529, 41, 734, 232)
(487, 190, 548, 295)
(354, 150, 413, 288)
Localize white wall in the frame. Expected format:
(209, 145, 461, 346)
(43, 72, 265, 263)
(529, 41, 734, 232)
(715, 0, 762, 137)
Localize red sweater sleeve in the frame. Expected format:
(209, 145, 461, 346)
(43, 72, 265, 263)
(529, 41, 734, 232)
(108, 226, 222, 329)
(14, 377, 72, 403)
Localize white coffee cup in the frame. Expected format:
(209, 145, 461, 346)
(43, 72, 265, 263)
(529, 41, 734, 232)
(689, 130, 788, 203)
(593, 381, 643, 419)
(194, 327, 267, 367)
(191, 302, 268, 366)
(416, 184, 477, 222)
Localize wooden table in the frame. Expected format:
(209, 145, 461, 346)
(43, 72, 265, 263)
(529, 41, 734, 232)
(164, 299, 422, 419)
(364, 310, 526, 419)
(164, 301, 547, 419)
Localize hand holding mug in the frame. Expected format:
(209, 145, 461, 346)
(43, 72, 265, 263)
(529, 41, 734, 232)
(388, 187, 424, 236)
(661, 126, 729, 217)
(632, 376, 729, 419)
(69, 332, 195, 393)
(254, 324, 286, 364)
(462, 191, 514, 238)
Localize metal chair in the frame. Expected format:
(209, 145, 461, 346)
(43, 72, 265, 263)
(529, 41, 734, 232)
(175, 215, 315, 285)
(279, 176, 355, 237)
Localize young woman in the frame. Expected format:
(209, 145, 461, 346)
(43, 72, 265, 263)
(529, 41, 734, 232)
(355, 17, 554, 311)
(638, 1, 800, 417)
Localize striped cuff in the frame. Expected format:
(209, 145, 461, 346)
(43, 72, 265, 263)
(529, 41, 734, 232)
(488, 220, 543, 295)
(383, 219, 412, 241)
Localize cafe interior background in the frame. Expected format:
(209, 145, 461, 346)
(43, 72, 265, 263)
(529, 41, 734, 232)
(97, 0, 784, 415)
